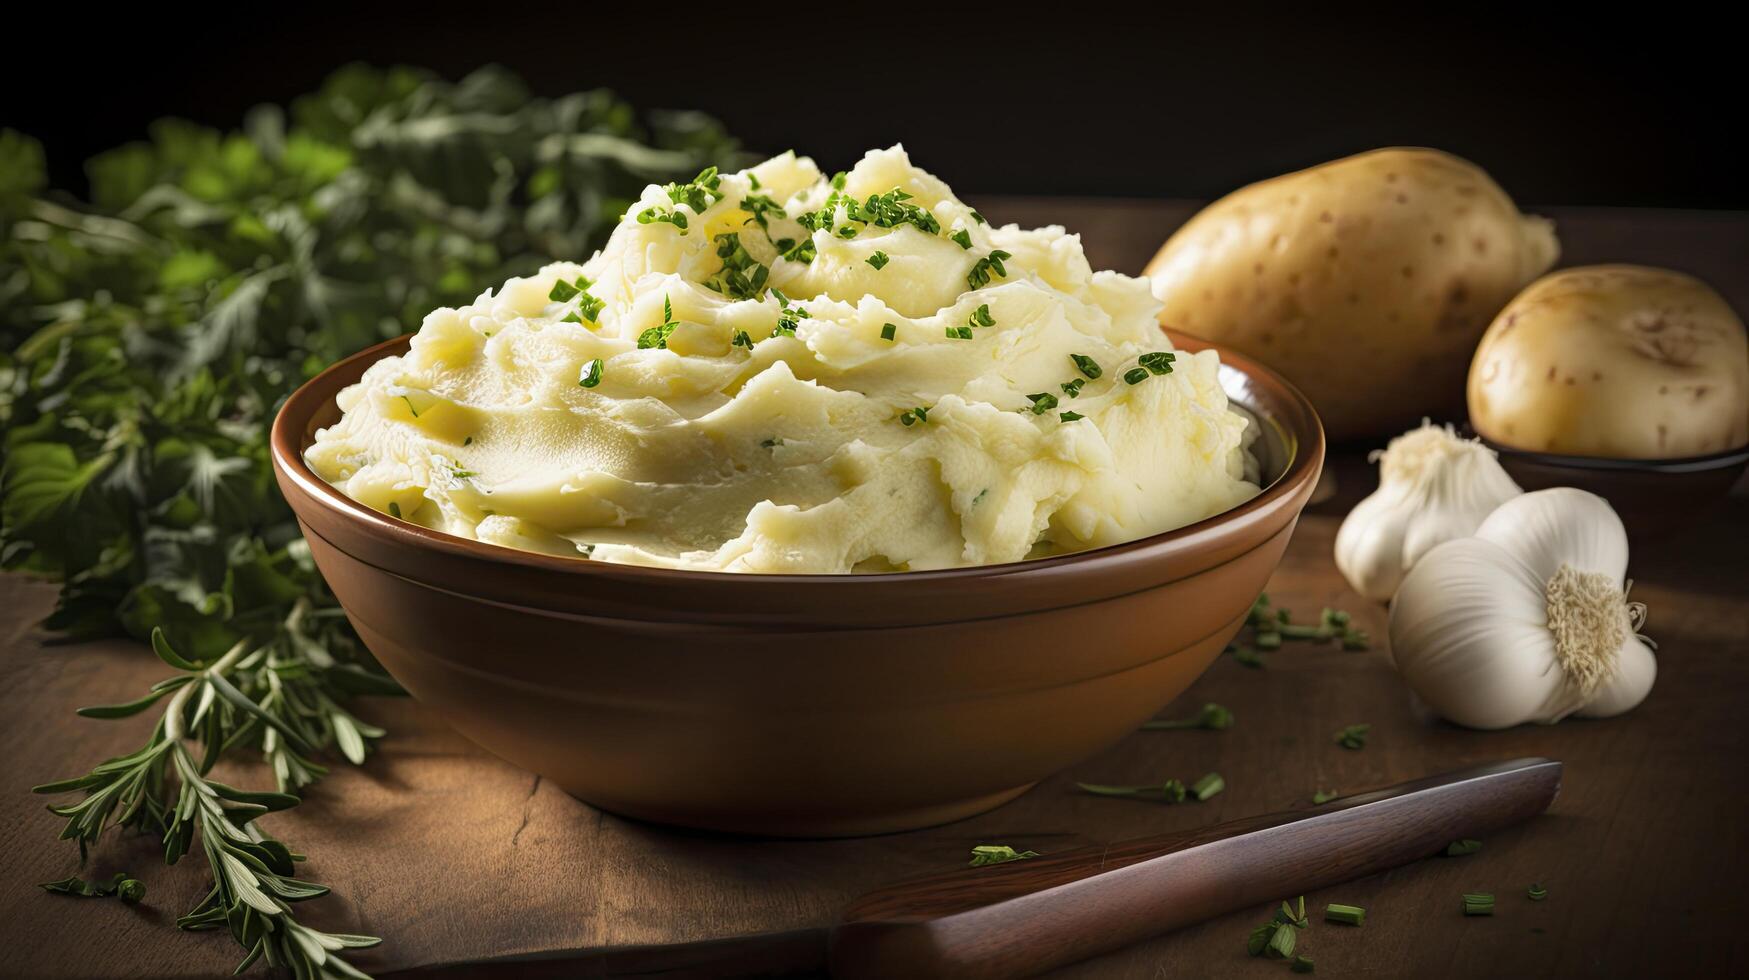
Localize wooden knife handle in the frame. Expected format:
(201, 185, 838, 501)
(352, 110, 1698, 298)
(829, 757, 1562, 979)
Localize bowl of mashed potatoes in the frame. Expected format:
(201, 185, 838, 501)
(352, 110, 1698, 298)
(271, 147, 1324, 835)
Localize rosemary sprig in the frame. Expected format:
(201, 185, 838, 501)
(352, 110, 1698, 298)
(33, 625, 386, 977)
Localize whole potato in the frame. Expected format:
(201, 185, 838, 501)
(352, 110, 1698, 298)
(1468, 265, 1749, 458)
(1145, 148, 1558, 440)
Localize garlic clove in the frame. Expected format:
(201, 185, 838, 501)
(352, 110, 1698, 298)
(1334, 489, 1415, 602)
(1388, 537, 1582, 729)
(1575, 635, 1657, 718)
(1475, 487, 1629, 583)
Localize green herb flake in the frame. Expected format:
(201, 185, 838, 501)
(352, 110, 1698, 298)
(732, 330, 754, 350)
(1060, 378, 1086, 398)
(1070, 353, 1103, 379)
(1059, 411, 1085, 423)
(579, 358, 604, 389)
(387, 501, 402, 519)
(1025, 392, 1059, 415)
(1527, 883, 1548, 901)
(899, 407, 931, 427)
(1077, 778, 1188, 803)
(1462, 893, 1495, 916)
(1325, 903, 1366, 926)
(639, 295, 681, 349)
(549, 278, 581, 302)
(1445, 839, 1483, 857)
(1138, 350, 1177, 375)
(966, 249, 1013, 290)
(951, 229, 973, 249)
(969, 303, 995, 327)
(880, 323, 897, 341)
(968, 844, 1040, 867)
(1141, 702, 1233, 731)
(1123, 367, 1149, 385)
(946, 325, 974, 340)
(1311, 789, 1339, 804)
(866, 250, 890, 270)
(1191, 772, 1225, 801)
(1334, 724, 1370, 750)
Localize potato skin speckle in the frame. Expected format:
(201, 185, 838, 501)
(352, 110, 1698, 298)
(1145, 148, 1558, 440)
(1468, 265, 1749, 459)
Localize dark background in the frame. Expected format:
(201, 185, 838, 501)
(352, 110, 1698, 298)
(5, 9, 1742, 208)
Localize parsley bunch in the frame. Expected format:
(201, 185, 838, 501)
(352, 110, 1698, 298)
(2, 64, 738, 977)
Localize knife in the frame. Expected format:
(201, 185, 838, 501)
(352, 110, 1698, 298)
(394, 758, 1561, 978)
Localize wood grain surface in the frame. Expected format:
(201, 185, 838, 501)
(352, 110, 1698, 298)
(2, 200, 1746, 979)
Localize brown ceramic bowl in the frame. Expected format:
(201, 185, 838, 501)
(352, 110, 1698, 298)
(270, 331, 1323, 837)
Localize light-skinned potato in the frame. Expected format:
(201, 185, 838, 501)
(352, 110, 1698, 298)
(1145, 148, 1558, 440)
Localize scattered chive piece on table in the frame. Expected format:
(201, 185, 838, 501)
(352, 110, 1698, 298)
(1291, 954, 1316, 973)
(1191, 772, 1226, 801)
(39, 873, 146, 902)
(1247, 897, 1307, 958)
(1076, 778, 1187, 803)
(968, 844, 1039, 867)
(1462, 893, 1495, 916)
(1232, 644, 1265, 668)
(1334, 724, 1371, 750)
(1311, 789, 1339, 804)
(1325, 903, 1366, 926)
(1528, 883, 1548, 901)
(1445, 838, 1483, 857)
(1140, 702, 1234, 731)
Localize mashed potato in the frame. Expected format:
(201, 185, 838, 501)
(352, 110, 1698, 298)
(305, 147, 1259, 572)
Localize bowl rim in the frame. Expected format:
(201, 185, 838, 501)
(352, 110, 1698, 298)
(1475, 434, 1749, 474)
(270, 329, 1324, 586)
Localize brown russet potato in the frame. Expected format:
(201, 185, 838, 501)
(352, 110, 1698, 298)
(1145, 148, 1558, 440)
(1468, 265, 1749, 459)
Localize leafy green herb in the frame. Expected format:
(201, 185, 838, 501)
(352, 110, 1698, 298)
(966, 249, 1013, 289)
(740, 192, 786, 230)
(899, 407, 931, 427)
(968, 844, 1040, 867)
(946, 325, 974, 340)
(770, 290, 810, 338)
(866, 250, 890, 270)
(549, 278, 582, 302)
(702, 233, 770, 300)
(1191, 772, 1226, 800)
(732, 330, 754, 350)
(880, 323, 897, 341)
(638, 295, 681, 349)
(1025, 392, 1059, 415)
(1325, 903, 1365, 926)
(1527, 883, 1548, 901)
(951, 229, 973, 249)
(1070, 353, 1103, 380)
(40, 872, 146, 903)
(579, 358, 604, 389)
(780, 237, 818, 264)
(1, 64, 739, 978)
(1311, 789, 1339, 804)
(1060, 411, 1085, 423)
(1141, 702, 1233, 731)
(1334, 724, 1371, 750)
(1445, 839, 1483, 857)
(1462, 893, 1495, 916)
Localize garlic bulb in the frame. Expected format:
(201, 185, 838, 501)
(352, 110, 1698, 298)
(1387, 487, 1656, 729)
(1335, 422, 1522, 602)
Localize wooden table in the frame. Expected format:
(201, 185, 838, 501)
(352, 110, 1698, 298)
(3, 201, 1746, 979)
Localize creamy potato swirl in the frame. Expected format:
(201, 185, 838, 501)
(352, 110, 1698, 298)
(305, 147, 1259, 572)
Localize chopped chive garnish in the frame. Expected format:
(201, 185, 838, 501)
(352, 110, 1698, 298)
(1334, 724, 1370, 750)
(1025, 392, 1059, 415)
(1141, 703, 1233, 731)
(1445, 839, 1483, 857)
(1232, 644, 1265, 668)
(1070, 353, 1102, 379)
(830, 171, 847, 190)
(1123, 367, 1149, 385)
(548, 278, 581, 302)
(1061, 378, 1086, 398)
(966, 249, 1013, 290)
(1191, 772, 1225, 800)
(866, 250, 890, 270)
(951, 229, 973, 249)
(969, 209, 987, 225)
(968, 844, 1039, 867)
(387, 502, 401, 519)
(732, 330, 754, 349)
(1077, 778, 1186, 803)
(1256, 630, 1283, 650)
(1290, 955, 1315, 973)
(1059, 411, 1085, 422)
(1138, 350, 1177, 375)
(1462, 893, 1495, 916)
(463, 436, 473, 446)
(880, 323, 897, 341)
(638, 295, 680, 349)
(1311, 789, 1339, 804)
(579, 358, 603, 389)
(969, 303, 995, 327)
(1527, 883, 1548, 901)
(946, 325, 974, 340)
(899, 406, 930, 426)
(1325, 903, 1365, 926)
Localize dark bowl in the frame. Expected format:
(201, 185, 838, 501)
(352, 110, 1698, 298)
(1478, 437, 1749, 544)
(270, 331, 1324, 837)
